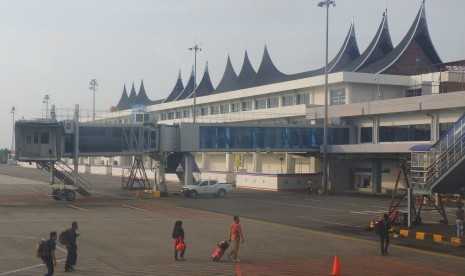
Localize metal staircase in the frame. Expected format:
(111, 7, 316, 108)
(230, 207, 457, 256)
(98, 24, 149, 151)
(425, 113, 465, 194)
(36, 160, 92, 198)
(398, 113, 465, 226)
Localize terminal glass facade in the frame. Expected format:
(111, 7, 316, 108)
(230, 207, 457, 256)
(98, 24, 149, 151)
(199, 126, 350, 150)
(379, 124, 430, 142)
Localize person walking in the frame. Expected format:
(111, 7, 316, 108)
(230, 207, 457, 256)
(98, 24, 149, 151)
(43, 231, 57, 276)
(227, 215, 244, 262)
(307, 178, 313, 195)
(172, 220, 186, 261)
(64, 221, 79, 272)
(456, 204, 464, 238)
(379, 214, 391, 255)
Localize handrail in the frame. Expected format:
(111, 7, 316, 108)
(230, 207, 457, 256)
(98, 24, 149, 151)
(425, 130, 465, 190)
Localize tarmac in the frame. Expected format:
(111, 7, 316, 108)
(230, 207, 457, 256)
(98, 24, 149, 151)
(0, 165, 464, 275)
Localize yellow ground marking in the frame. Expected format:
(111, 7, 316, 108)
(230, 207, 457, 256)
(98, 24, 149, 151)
(66, 205, 89, 211)
(121, 204, 148, 211)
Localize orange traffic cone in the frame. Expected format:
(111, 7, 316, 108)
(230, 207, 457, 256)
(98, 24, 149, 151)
(331, 253, 341, 276)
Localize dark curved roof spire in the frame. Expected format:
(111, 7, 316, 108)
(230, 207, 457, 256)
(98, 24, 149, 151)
(115, 84, 129, 111)
(162, 70, 184, 103)
(249, 46, 289, 87)
(360, 1, 442, 75)
(134, 79, 152, 105)
(127, 82, 138, 108)
(342, 10, 393, 72)
(231, 51, 257, 90)
(189, 62, 214, 98)
(175, 66, 195, 101)
(327, 20, 360, 73)
(213, 55, 238, 94)
(287, 20, 361, 80)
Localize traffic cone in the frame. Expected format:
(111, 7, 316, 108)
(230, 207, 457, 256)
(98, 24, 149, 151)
(370, 217, 375, 229)
(331, 253, 341, 276)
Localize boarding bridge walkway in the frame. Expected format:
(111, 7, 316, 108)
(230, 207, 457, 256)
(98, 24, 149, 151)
(14, 120, 351, 200)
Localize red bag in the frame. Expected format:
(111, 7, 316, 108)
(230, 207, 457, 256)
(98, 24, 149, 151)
(175, 238, 185, 252)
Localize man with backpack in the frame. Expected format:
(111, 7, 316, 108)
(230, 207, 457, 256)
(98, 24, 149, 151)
(63, 221, 79, 272)
(43, 231, 57, 276)
(379, 213, 391, 255)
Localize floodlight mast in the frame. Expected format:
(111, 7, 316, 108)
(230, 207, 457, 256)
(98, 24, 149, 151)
(89, 78, 99, 122)
(317, 0, 335, 191)
(189, 43, 202, 123)
(43, 94, 50, 118)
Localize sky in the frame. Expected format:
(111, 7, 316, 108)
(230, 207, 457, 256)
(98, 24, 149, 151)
(1, 0, 464, 149)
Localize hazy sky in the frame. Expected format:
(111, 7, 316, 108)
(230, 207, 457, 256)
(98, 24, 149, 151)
(1, 0, 464, 149)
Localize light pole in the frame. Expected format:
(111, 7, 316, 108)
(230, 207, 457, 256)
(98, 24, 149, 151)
(189, 43, 202, 123)
(43, 94, 50, 118)
(10, 107, 15, 152)
(89, 78, 99, 122)
(318, 0, 335, 191)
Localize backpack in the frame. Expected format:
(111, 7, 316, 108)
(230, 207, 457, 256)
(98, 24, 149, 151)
(59, 230, 69, 245)
(35, 240, 48, 259)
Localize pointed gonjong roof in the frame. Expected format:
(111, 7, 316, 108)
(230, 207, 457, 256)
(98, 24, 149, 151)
(231, 51, 257, 91)
(175, 67, 195, 101)
(289, 21, 360, 80)
(249, 46, 289, 88)
(162, 70, 184, 103)
(127, 83, 138, 108)
(342, 10, 393, 72)
(188, 62, 214, 98)
(327, 21, 360, 73)
(134, 79, 152, 105)
(360, 1, 441, 75)
(115, 84, 129, 111)
(213, 55, 238, 94)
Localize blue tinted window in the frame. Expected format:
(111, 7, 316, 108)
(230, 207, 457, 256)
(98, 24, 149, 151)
(379, 125, 430, 142)
(199, 126, 349, 150)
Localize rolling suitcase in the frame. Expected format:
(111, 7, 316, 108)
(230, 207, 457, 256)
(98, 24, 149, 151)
(211, 241, 229, 261)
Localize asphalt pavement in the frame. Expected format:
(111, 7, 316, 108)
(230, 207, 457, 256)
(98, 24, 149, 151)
(0, 164, 464, 275)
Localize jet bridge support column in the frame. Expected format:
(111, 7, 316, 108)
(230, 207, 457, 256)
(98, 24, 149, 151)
(285, 154, 295, 174)
(201, 153, 209, 170)
(49, 162, 55, 184)
(372, 160, 382, 193)
(157, 161, 167, 192)
(253, 152, 262, 173)
(184, 154, 194, 186)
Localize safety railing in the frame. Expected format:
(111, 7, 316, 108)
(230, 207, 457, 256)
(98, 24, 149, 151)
(425, 114, 465, 190)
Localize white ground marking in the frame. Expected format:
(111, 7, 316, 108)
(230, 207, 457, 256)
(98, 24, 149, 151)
(0, 235, 66, 275)
(335, 202, 358, 206)
(244, 198, 343, 212)
(349, 211, 369, 214)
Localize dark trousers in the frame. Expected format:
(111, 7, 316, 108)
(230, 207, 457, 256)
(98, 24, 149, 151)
(174, 246, 186, 259)
(44, 258, 54, 276)
(380, 233, 390, 254)
(65, 245, 77, 269)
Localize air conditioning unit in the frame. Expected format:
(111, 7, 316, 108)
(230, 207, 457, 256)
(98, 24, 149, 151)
(63, 120, 74, 134)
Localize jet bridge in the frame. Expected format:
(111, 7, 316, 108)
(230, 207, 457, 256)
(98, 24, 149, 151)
(15, 119, 352, 200)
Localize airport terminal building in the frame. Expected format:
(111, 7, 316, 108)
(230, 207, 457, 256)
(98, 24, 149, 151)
(87, 2, 464, 193)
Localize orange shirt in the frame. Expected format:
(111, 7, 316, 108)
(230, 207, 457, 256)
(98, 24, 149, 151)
(230, 222, 242, 240)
